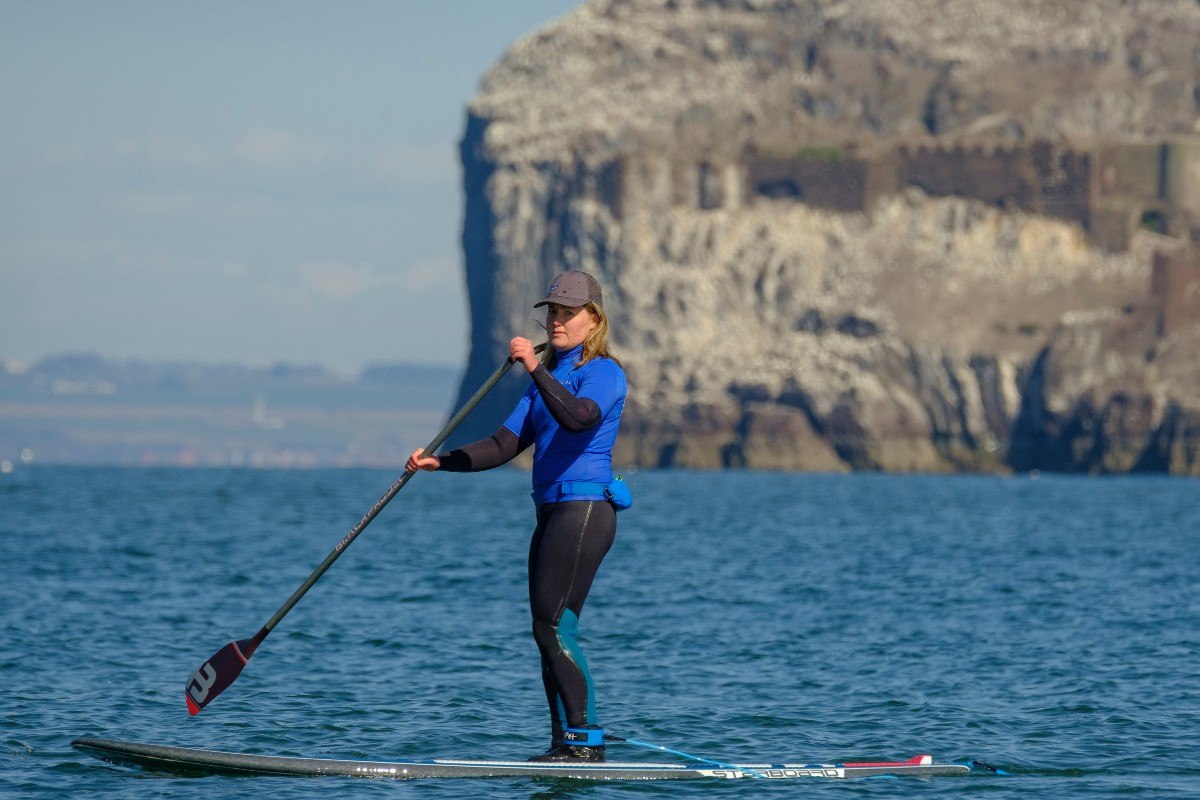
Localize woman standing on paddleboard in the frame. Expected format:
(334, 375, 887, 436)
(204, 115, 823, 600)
(407, 270, 626, 763)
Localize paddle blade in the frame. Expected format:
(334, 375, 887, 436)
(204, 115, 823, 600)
(185, 637, 255, 715)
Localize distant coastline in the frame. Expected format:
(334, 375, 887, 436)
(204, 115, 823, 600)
(0, 354, 459, 468)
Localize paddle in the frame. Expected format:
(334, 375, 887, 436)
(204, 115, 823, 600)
(185, 343, 545, 715)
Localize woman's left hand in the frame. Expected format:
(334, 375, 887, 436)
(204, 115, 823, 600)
(406, 448, 441, 473)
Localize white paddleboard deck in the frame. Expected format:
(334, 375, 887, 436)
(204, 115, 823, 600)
(73, 737, 973, 780)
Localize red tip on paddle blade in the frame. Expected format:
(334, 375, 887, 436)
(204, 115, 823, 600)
(185, 638, 252, 715)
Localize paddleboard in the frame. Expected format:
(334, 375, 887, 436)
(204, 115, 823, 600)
(72, 737, 974, 780)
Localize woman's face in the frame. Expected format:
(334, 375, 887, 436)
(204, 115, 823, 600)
(545, 303, 597, 351)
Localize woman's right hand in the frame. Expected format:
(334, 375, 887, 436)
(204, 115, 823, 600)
(510, 336, 541, 373)
(407, 448, 441, 473)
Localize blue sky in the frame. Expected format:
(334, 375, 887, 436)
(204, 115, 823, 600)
(1, 1, 578, 373)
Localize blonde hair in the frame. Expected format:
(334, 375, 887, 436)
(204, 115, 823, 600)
(544, 302, 621, 370)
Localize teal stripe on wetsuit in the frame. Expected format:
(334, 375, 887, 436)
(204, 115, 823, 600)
(556, 609, 597, 724)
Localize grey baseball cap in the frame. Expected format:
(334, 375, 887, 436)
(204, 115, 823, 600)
(533, 270, 603, 309)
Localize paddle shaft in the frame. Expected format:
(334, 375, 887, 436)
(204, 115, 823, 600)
(256, 344, 544, 639)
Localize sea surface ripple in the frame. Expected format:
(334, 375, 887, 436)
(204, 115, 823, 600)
(1, 467, 1197, 798)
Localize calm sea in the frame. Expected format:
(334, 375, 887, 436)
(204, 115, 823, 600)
(1, 467, 1197, 798)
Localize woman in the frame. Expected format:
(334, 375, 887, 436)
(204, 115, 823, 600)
(407, 270, 626, 763)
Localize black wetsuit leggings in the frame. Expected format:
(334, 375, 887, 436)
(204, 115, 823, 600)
(528, 500, 616, 744)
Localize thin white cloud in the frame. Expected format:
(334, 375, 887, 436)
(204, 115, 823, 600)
(234, 127, 327, 167)
(378, 141, 457, 185)
(101, 131, 443, 185)
(146, 137, 218, 167)
(254, 257, 458, 308)
(301, 261, 375, 302)
(116, 192, 199, 215)
(15, 238, 123, 263)
(42, 145, 87, 164)
(403, 256, 458, 292)
(104, 136, 217, 167)
(220, 262, 250, 279)
(255, 281, 310, 308)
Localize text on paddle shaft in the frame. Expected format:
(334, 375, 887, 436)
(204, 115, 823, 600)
(337, 475, 406, 553)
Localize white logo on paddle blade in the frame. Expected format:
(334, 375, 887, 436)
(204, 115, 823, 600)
(187, 662, 217, 703)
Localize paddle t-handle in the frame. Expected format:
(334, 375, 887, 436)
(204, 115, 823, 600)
(185, 342, 546, 715)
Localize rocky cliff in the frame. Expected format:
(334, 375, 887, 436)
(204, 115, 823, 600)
(450, 0, 1200, 475)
